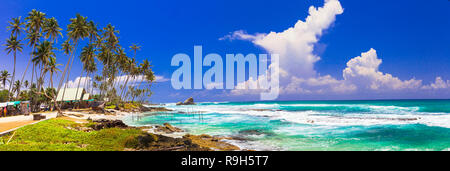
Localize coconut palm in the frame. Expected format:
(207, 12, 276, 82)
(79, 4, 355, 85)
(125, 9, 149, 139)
(43, 17, 63, 43)
(103, 24, 119, 49)
(32, 41, 55, 90)
(100, 24, 120, 101)
(54, 14, 89, 114)
(136, 59, 152, 89)
(75, 44, 95, 102)
(87, 20, 100, 43)
(12, 80, 21, 98)
(113, 47, 127, 89)
(22, 9, 46, 86)
(7, 17, 25, 37)
(24, 80, 29, 89)
(85, 61, 97, 96)
(119, 44, 140, 100)
(0, 70, 11, 90)
(44, 56, 61, 89)
(4, 36, 23, 100)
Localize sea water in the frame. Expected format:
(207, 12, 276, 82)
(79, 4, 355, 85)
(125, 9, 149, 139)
(122, 100, 450, 151)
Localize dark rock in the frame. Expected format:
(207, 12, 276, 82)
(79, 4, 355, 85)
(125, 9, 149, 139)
(155, 123, 184, 133)
(91, 119, 128, 130)
(91, 101, 106, 113)
(137, 134, 159, 148)
(176, 97, 196, 105)
(238, 129, 275, 136)
(140, 106, 173, 112)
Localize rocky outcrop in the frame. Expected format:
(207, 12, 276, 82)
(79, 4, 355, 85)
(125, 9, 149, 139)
(155, 123, 184, 133)
(176, 97, 195, 105)
(91, 101, 106, 113)
(90, 119, 128, 130)
(139, 106, 173, 112)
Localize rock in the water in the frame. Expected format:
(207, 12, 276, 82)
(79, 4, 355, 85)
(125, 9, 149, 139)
(176, 97, 195, 105)
(155, 123, 184, 133)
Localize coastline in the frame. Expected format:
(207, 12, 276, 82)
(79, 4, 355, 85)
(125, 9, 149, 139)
(0, 106, 244, 151)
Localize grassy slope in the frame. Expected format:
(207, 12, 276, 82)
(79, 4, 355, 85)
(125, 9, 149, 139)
(0, 119, 145, 151)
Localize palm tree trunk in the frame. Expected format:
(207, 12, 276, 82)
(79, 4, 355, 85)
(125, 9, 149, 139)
(49, 72, 53, 89)
(119, 74, 130, 100)
(74, 70, 85, 108)
(61, 49, 77, 103)
(54, 41, 78, 116)
(20, 44, 36, 85)
(8, 51, 16, 101)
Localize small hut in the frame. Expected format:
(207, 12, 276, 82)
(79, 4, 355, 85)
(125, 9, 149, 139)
(55, 88, 87, 109)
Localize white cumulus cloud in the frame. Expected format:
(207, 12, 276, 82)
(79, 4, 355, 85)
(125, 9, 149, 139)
(343, 48, 423, 91)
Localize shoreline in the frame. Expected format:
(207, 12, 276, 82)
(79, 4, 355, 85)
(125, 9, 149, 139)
(58, 107, 244, 151)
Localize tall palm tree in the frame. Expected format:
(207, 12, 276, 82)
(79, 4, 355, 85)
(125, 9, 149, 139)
(44, 56, 61, 89)
(136, 59, 151, 89)
(4, 36, 23, 101)
(22, 9, 46, 86)
(43, 17, 63, 43)
(7, 17, 25, 37)
(94, 75, 103, 95)
(100, 24, 119, 101)
(84, 61, 97, 96)
(24, 80, 29, 89)
(87, 20, 99, 44)
(54, 14, 89, 114)
(32, 41, 55, 90)
(119, 44, 140, 100)
(75, 44, 95, 102)
(113, 47, 127, 89)
(12, 80, 21, 98)
(0, 70, 11, 90)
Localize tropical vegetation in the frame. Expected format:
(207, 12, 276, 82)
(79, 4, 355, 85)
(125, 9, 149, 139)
(1, 10, 155, 114)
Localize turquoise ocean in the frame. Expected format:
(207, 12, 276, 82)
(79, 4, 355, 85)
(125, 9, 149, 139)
(123, 100, 450, 151)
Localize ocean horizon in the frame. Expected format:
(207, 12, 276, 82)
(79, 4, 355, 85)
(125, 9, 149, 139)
(124, 99, 450, 151)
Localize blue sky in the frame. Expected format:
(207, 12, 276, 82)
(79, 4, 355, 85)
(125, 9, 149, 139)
(0, 0, 449, 103)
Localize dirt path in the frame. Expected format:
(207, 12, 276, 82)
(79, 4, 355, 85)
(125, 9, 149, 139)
(0, 120, 37, 133)
(0, 112, 58, 135)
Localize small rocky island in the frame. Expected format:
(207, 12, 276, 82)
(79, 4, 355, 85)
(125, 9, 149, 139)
(176, 97, 196, 105)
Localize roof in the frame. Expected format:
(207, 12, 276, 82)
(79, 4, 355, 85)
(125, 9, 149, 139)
(56, 88, 86, 102)
(0, 101, 21, 107)
(82, 93, 90, 100)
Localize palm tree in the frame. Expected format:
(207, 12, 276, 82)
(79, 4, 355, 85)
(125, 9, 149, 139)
(43, 17, 63, 43)
(87, 20, 100, 44)
(85, 61, 97, 96)
(0, 70, 11, 90)
(119, 44, 140, 100)
(12, 80, 21, 98)
(24, 80, 29, 89)
(94, 75, 103, 95)
(7, 17, 25, 37)
(75, 44, 95, 102)
(136, 59, 151, 89)
(22, 9, 46, 86)
(4, 36, 23, 101)
(54, 14, 89, 114)
(44, 56, 61, 89)
(32, 41, 55, 90)
(113, 47, 127, 89)
(100, 24, 119, 101)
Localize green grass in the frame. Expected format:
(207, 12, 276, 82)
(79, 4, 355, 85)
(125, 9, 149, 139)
(0, 119, 145, 151)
